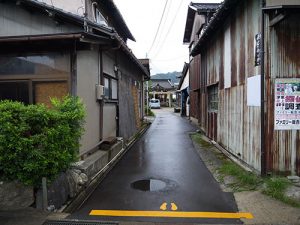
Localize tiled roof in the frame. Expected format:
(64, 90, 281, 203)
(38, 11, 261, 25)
(191, 2, 220, 12)
(183, 2, 220, 43)
(151, 79, 174, 91)
(191, 0, 240, 56)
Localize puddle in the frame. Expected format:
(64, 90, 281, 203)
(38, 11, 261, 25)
(131, 179, 167, 191)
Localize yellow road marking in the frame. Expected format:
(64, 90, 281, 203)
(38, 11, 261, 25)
(160, 202, 167, 211)
(89, 210, 253, 219)
(171, 203, 178, 211)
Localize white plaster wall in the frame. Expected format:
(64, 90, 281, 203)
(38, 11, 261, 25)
(37, 0, 85, 16)
(224, 26, 231, 89)
(180, 70, 189, 91)
(76, 49, 101, 155)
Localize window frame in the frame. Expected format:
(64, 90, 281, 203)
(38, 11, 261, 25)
(0, 51, 71, 104)
(103, 74, 118, 101)
(207, 84, 219, 112)
(93, 4, 108, 26)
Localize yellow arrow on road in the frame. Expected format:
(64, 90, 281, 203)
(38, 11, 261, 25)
(89, 210, 253, 219)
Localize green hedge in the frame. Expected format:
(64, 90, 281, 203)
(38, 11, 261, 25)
(0, 96, 85, 187)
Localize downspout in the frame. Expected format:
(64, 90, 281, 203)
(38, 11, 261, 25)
(99, 50, 104, 140)
(115, 50, 120, 137)
(261, 0, 266, 176)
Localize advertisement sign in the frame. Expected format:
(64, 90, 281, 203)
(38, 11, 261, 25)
(254, 33, 262, 66)
(275, 79, 300, 130)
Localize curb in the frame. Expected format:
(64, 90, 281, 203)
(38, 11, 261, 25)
(62, 123, 151, 214)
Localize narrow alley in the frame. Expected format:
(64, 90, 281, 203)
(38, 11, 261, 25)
(69, 109, 245, 224)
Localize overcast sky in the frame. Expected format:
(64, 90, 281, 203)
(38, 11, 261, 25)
(114, 0, 221, 75)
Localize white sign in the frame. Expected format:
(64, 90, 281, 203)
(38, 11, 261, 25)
(275, 79, 300, 130)
(247, 75, 261, 106)
(224, 27, 231, 89)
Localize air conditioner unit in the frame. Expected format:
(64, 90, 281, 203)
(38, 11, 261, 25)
(96, 84, 105, 100)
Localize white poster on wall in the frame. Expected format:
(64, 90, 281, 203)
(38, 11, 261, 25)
(247, 75, 261, 106)
(275, 79, 300, 130)
(224, 27, 231, 89)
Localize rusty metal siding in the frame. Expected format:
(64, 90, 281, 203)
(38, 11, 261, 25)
(189, 14, 205, 121)
(265, 11, 300, 175)
(199, 0, 261, 171)
(199, 52, 207, 131)
(190, 55, 201, 120)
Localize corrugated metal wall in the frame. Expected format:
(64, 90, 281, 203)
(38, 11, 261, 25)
(198, 0, 300, 175)
(189, 14, 205, 122)
(190, 54, 201, 120)
(118, 51, 143, 141)
(265, 11, 300, 175)
(200, 0, 262, 171)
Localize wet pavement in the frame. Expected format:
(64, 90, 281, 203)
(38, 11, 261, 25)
(69, 109, 241, 224)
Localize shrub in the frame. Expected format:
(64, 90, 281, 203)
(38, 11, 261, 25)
(144, 107, 155, 116)
(0, 96, 85, 187)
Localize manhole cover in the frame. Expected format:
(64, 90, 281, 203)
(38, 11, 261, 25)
(131, 179, 166, 191)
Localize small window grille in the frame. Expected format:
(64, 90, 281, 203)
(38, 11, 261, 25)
(208, 84, 218, 112)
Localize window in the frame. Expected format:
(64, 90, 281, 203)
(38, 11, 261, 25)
(0, 81, 30, 104)
(104, 75, 118, 100)
(0, 52, 70, 105)
(0, 53, 70, 77)
(93, 4, 107, 26)
(0, 80, 68, 105)
(208, 84, 218, 112)
(111, 79, 118, 99)
(104, 78, 110, 98)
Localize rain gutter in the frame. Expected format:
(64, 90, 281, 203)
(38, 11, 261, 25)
(0, 33, 83, 42)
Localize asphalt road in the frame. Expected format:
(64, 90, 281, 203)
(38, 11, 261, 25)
(69, 109, 242, 224)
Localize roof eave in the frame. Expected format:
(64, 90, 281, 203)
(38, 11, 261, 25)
(191, 0, 240, 56)
(105, 0, 136, 42)
(183, 5, 197, 43)
(178, 63, 189, 89)
(115, 35, 149, 79)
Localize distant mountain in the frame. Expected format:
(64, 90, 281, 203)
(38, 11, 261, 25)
(150, 71, 181, 84)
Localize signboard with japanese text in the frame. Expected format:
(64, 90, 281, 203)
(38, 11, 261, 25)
(275, 79, 300, 130)
(254, 33, 262, 66)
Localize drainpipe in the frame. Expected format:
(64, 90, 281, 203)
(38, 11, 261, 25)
(261, 0, 266, 176)
(99, 51, 104, 140)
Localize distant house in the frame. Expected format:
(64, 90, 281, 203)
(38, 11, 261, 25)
(149, 72, 180, 107)
(0, 0, 150, 157)
(150, 78, 177, 107)
(177, 63, 189, 116)
(183, 2, 219, 122)
(189, 0, 300, 175)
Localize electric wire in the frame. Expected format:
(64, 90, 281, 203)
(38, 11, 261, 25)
(151, 0, 185, 59)
(153, 54, 187, 62)
(149, 0, 172, 55)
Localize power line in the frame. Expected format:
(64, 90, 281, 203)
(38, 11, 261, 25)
(149, 0, 172, 55)
(151, 0, 185, 59)
(152, 54, 187, 62)
(147, 0, 169, 55)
